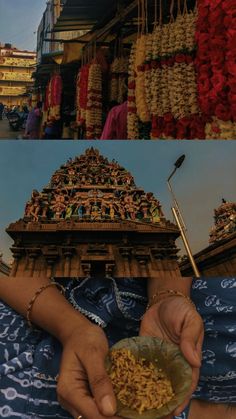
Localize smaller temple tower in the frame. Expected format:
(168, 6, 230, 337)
(7, 148, 181, 279)
(181, 200, 236, 276)
(209, 199, 236, 244)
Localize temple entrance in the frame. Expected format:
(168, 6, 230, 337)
(90, 262, 106, 278)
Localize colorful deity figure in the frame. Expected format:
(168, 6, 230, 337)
(101, 199, 108, 219)
(109, 203, 115, 221)
(91, 202, 101, 221)
(150, 203, 161, 223)
(125, 203, 137, 221)
(29, 190, 42, 221)
(40, 193, 50, 218)
(51, 201, 66, 220)
(140, 197, 149, 219)
(66, 168, 76, 186)
(117, 203, 126, 221)
(77, 203, 84, 219)
(85, 200, 91, 218)
(65, 204, 74, 220)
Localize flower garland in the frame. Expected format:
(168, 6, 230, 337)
(135, 34, 151, 123)
(76, 64, 90, 127)
(127, 43, 139, 139)
(44, 74, 63, 122)
(205, 118, 236, 140)
(86, 62, 103, 139)
(149, 4, 204, 140)
(195, 0, 236, 138)
(223, 0, 236, 124)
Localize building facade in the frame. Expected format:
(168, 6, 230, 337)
(7, 148, 181, 279)
(0, 43, 36, 107)
(37, 0, 85, 65)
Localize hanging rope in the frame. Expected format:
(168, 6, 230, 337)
(154, 0, 158, 28)
(145, 0, 148, 34)
(183, 0, 188, 15)
(160, 0, 163, 26)
(137, 0, 141, 37)
(177, 0, 181, 15)
(141, 0, 145, 35)
(170, 0, 175, 22)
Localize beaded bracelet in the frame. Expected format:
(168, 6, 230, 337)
(146, 289, 196, 311)
(26, 282, 65, 328)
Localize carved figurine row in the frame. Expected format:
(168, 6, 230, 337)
(49, 150, 135, 189)
(24, 188, 164, 224)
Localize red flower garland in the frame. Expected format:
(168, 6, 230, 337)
(76, 64, 90, 125)
(196, 0, 236, 122)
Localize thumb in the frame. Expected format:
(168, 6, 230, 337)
(180, 312, 204, 368)
(84, 349, 117, 417)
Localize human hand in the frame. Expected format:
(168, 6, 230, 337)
(139, 296, 204, 418)
(57, 321, 122, 419)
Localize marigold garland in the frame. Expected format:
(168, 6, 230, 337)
(135, 35, 151, 123)
(86, 62, 102, 139)
(127, 43, 139, 139)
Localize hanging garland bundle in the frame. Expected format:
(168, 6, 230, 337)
(44, 73, 63, 121)
(149, 0, 205, 139)
(110, 56, 129, 104)
(135, 35, 151, 123)
(86, 61, 103, 139)
(127, 43, 139, 139)
(196, 0, 236, 138)
(76, 64, 90, 126)
(110, 57, 120, 102)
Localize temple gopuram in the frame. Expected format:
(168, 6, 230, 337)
(181, 200, 236, 276)
(209, 200, 236, 245)
(7, 148, 181, 279)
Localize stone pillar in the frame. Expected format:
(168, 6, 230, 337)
(27, 248, 41, 277)
(62, 247, 76, 277)
(119, 247, 132, 277)
(136, 255, 150, 277)
(42, 247, 59, 279)
(105, 263, 115, 278)
(81, 263, 91, 277)
(10, 247, 25, 277)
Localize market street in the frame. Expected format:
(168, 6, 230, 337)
(0, 118, 23, 140)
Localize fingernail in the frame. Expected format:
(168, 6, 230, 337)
(101, 395, 116, 416)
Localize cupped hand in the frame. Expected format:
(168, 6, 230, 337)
(57, 321, 122, 419)
(139, 296, 204, 418)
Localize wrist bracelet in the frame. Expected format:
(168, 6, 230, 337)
(26, 282, 65, 328)
(146, 289, 196, 311)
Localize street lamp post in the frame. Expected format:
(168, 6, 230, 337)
(168, 155, 201, 278)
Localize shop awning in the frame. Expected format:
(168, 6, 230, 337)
(49, 0, 197, 64)
(53, 0, 126, 33)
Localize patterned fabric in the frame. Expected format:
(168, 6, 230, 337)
(0, 277, 236, 419)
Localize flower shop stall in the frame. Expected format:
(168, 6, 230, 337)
(35, 0, 236, 140)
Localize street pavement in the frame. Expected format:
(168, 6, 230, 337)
(0, 118, 24, 139)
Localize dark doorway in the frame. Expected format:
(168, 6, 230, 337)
(90, 262, 106, 278)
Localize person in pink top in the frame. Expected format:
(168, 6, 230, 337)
(101, 101, 128, 140)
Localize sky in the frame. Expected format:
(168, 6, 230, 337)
(0, 0, 47, 51)
(0, 140, 235, 263)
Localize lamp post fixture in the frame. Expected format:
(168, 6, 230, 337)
(168, 155, 201, 278)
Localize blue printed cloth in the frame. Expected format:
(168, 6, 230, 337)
(0, 277, 236, 418)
